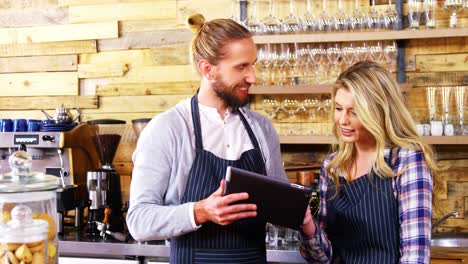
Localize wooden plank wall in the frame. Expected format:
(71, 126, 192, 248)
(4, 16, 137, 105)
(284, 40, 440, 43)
(0, 0, 466, 232)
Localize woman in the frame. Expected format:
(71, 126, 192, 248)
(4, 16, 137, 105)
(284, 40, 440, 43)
(300, 61, 443, 263)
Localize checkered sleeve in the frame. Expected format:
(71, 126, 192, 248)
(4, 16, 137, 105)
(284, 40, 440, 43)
(299, 159, 333, 263)
(397, 149, 433, 264)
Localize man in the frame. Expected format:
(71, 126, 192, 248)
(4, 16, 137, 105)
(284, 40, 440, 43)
(126, 14, 287, 263)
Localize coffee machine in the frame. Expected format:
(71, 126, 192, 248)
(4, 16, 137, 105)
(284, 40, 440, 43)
(86, 119, 126, 235)
(0, 123, 100, 232)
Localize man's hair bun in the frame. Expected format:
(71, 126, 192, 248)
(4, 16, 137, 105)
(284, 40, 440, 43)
(187, 14, 206, 32)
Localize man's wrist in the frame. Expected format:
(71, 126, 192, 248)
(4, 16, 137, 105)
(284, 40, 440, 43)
(193, 200, 206, 225)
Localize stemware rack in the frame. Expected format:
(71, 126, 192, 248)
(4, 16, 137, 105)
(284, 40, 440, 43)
(237, 1, 467, 145)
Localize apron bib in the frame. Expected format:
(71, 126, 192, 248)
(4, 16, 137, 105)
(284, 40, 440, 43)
(325, 149, 400, 264)
(170, 96, 268, 264)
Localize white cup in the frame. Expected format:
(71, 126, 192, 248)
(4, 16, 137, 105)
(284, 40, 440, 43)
(423, 124, 431, 136)
(444, 124, 454, 136)
(431, 121, 443, 136)
(416, 124, 425, 136)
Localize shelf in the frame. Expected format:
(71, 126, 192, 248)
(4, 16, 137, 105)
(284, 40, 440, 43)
(421, 136, 468, 145)
(253, 28, 468, 44)
(249, 83, 412, 94)
(279, 135, 468, 145)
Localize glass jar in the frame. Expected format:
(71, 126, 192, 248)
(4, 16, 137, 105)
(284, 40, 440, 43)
(0, 148, 59, 264)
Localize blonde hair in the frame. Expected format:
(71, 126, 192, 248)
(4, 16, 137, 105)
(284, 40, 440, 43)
(327, 61, 444, 208)
(187, 14, 252, 66)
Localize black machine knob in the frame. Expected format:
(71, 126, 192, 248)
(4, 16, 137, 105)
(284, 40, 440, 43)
(42, 135, 55, 142)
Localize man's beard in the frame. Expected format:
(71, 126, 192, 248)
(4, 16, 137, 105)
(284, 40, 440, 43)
(212, 78, 249, 112)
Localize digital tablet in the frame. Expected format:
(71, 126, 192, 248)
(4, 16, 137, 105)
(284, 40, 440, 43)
(223, 166, 312, 230)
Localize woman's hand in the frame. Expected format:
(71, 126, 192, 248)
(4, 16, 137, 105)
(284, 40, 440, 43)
(301, 206, 317, 237)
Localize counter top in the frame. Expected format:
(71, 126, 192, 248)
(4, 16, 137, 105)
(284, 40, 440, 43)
(58, 230, 307, 263)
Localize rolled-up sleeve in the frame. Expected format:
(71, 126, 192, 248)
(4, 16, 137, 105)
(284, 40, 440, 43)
(397, 150, 433, 263)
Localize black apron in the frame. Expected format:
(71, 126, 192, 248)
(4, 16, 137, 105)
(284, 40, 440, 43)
(170, 95, 267, 264)
(325, 149, 400, 264)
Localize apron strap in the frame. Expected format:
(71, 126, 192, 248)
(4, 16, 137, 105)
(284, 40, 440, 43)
(237, 110, 262, 150)
(191, 95, 263, 152)
(190, 95, 204, 151)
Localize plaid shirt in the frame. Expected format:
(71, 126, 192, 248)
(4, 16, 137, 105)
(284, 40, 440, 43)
(300, 147, 433, 263)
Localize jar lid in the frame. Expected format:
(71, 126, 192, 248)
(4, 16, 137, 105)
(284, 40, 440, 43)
(0, 205, 48, 243)
(0, 149, 59, 193)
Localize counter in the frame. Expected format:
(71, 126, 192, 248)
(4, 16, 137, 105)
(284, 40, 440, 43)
(58, 230, 307, 263)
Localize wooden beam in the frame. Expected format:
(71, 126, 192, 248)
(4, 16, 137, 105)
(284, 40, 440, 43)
(79, 49, 150, 66)
(79, 45, 190, 66)
(78, 63, 128, 78)
(58, 0, 145, 6)
(108, 65, 199, 83)
(97, 95, 189, 113)
(147, 46, 190, 66)
(0, 96, 98, 110)
(406, 71, 468, 87)
(447, 182, 468, 196)
(0, 7, 68, 28)
(416, 53, 468, 72)
(80, 112, 158, 124)
(0, 55, 77, 73)
(0, 40, 96, 57)
(0, 72, 78, 96)
(0, 110, 44, 120)
(0, 22, 118, 44)
(0, 0, 58, 9)
(120, 20, 184, 33)
(97, 30, 193, 51)
(69, 1, 176, 23)
(177, 0, 230, 25)
(96, 81, 198, 96)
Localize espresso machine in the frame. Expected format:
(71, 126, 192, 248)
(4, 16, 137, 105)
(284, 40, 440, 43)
(86, 119, 126, 236)
(0, 123, 100, 233)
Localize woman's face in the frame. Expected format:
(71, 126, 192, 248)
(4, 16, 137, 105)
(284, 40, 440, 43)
(333, 88, 375, 147)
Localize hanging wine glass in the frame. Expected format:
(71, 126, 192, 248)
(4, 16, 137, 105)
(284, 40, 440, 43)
(333, 0, 350, 31)
(307, 44, 325, 84)
(246, 0, 262, 34)
(326, 43, 342, 81)
(302, 98, 321, 122)
(257, 44, 272, 86)
(279, 43, 292, 86)
(383, 0, 399, 30)
(302, 0, 316, 32)
(351, 0, 366, 31)
(369, 41, 384, 63)
(282, 0, 302, 33)
(356, 41, 370, 61)
(341, 42, 358, 70)
(288, 43, 299, 86)
(263, 98, 280, 119)
(261, 0, 281, 34)
(444, 0, 465, 28)
(282, 99, 300, 121)
(318, 0, 333, 31)
(368, 0, 383, 30)
(383, 40, 398, 72)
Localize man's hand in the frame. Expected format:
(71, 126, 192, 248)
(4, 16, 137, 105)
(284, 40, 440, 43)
(194, 180, 257, 226)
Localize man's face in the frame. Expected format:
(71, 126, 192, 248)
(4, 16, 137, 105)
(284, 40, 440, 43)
(211, 38, 257, 110)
